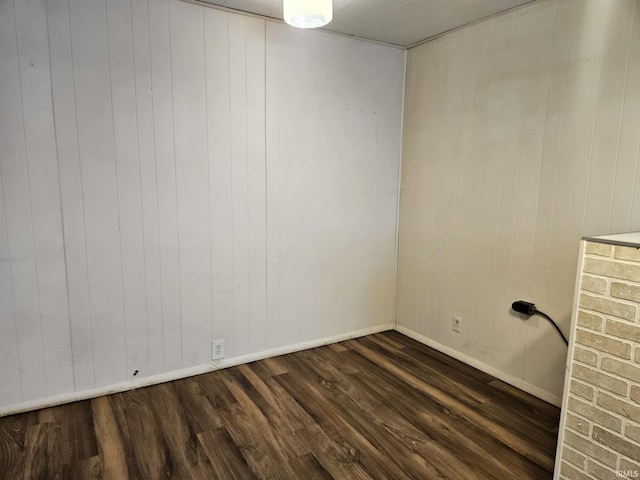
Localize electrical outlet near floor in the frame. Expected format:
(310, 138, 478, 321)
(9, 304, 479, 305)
(452, 316, 462, 333)
(212, 339, 226, 360)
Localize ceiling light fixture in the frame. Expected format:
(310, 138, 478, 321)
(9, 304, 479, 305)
(283, 0, 333, 29)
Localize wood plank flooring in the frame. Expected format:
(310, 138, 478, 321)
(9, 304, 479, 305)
(0, 331, 560, 479)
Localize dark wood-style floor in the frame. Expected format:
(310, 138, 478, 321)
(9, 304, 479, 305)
(0, 331, 560, 479)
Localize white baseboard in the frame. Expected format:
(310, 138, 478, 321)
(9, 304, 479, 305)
(0, 323, 393, 417)
(1, 322, 561, 416)
(395, 325, 562, 407)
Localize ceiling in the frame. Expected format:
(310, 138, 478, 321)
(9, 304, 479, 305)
(192, 0, 535, 47)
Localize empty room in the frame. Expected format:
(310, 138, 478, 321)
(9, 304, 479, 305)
(1, 0, 640, 478)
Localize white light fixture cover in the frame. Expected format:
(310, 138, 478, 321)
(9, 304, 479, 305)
(283, 0, 333, 29)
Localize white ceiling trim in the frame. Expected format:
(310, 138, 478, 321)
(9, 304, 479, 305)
(180, 0, 409, 49)
(180, 0, 538, 49)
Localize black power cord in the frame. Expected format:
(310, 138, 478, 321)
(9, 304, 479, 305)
(511, 300, 568, 345)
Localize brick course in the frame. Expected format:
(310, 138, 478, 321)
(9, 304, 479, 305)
(586, 243, 613, 257)
(571, 379, 596, 402)
(607, 321, 640, 343)
(615, 247, 640, 263)
(625, 423, 640, 444)
(611, 282, 640, 304)
(567, 411, 592, 435)
(597, 392, 640, 423)
(578, 311, 605, 331)
(576, 330, 631, 359)
(563, 446, 587, 469)
(568, 396, 622, 432)
(582, 275, 608, 295)
(579, 294, 636, 322)
(592, 426, 640, 462)
(572, 364, 628, 396)
(583, 257, 640, 284)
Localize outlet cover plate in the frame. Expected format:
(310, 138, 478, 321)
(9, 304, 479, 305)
(452, 316, 462, 333)
(212, 339, 226, 360)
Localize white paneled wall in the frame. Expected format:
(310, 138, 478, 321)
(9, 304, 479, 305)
(0, 0, 405, 412)
(266, 24, 406, 347)
(397, 0, 640, 403)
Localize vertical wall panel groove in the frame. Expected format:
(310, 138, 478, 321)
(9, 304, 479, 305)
(19, 0, 75, 397)
(492, 8, 529, 375)
(1, 0, 47, 402)
(105, 0, 130, 381)
(0, 3, 23, 399)
(0, 175, 21, 405)
(265, 21, 281, 349)
(107, 0, 151, 381)
(229, 14, 249, 358)
(246, 17, 267, 353)
(205, 8, 234, 356)
(69, 0, 128, 387)
(0, 0, 22, 404)
(150, 0, 181, 373)
(589, 1, 635, 231)
(170, 0, 212, 368)
(47, 0, 96, 392)
(132, 0, 160, 380)
(166, 0, 184, 371)
(13, 0, 50, 399)
(509, 0, 557, 380)
(603, 1, 635, 233)
(621, 4, 640, 230)
(203, 10, 213, 360)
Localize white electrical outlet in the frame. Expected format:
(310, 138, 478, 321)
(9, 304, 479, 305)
(212, 339, 225, 360)
(452, 316, 462, 333)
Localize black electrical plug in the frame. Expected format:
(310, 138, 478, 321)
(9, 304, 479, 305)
(511, 300, 568, 345)
(511, 300, 537, 316)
